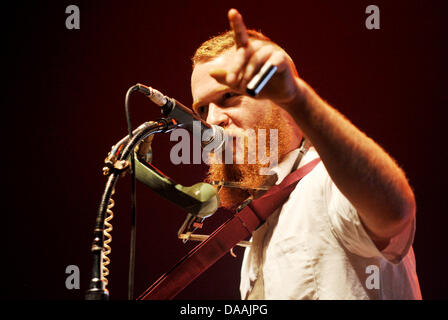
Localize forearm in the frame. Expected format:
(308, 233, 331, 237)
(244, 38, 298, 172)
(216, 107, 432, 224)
(283, 78, 416, 240)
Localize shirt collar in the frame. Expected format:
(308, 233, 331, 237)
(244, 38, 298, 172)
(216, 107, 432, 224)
(270, 147, 319, 185)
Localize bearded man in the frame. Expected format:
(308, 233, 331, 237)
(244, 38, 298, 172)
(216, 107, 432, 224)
(186, 8, 421, 300)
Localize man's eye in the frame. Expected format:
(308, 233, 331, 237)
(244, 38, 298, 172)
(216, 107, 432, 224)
(224, 92, 237, 99)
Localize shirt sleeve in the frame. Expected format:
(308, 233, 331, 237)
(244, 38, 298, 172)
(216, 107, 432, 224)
(324, 170, 415, 264)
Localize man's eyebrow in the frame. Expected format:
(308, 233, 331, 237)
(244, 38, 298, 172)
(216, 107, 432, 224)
(192, 87, 230, 111)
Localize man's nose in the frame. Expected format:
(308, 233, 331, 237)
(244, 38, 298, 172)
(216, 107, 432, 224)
(206, 103, 229, 127)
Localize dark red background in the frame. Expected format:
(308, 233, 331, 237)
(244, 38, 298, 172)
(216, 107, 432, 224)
(3, 0, 446, 300)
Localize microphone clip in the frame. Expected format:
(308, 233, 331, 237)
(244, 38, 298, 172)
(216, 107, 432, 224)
(103, 154, 131, 177)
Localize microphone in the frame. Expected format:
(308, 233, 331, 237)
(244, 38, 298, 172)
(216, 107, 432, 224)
(136, 84, 225, 152)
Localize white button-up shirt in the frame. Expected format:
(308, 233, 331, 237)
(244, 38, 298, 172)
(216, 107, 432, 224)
(240, 147, 422, 299)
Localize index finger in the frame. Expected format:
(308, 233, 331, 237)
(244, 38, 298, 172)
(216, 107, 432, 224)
(228, 8, 248, 48)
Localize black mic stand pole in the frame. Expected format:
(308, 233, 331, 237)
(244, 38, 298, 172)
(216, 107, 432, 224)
(85, 119, 174, 300)
(85, 172, 119, 300)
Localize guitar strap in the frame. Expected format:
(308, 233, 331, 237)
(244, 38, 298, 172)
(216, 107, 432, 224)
(138, 157, 321, 300)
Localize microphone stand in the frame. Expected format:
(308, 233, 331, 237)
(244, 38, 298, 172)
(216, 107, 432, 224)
(85, 119, 176, 300)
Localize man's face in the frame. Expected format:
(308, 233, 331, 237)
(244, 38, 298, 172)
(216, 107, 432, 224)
(191, 49, 301, 209)
(191, 49, 274, 134)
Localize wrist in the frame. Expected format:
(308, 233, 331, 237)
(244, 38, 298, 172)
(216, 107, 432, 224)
(279, 77, 310, 114)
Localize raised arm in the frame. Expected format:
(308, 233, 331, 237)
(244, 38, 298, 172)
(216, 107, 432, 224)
(210, 8, 416, 247)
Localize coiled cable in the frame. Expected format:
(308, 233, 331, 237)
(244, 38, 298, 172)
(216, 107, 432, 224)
(102, 188, 115, 286)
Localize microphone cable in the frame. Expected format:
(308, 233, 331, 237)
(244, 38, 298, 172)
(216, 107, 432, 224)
(124, 84, 140, 300)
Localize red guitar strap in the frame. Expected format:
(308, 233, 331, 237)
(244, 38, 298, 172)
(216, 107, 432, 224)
(138, 157, 321, 300)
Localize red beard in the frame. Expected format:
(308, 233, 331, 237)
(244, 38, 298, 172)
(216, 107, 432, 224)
(206, 106, 293, 210)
